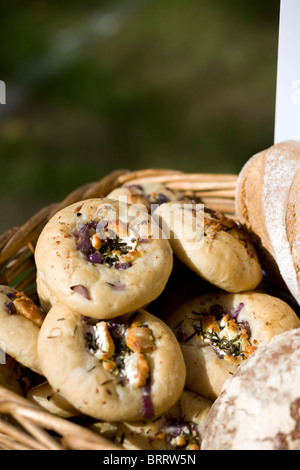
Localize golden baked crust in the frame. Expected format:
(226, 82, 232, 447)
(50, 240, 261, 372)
(35, 198, 173, 319)
(235, 153, 259, 233)
(165, 291, 300, 400)
(235, 150, 285, 289)
(262, 141, 300, 302)
(242, 152, 271, 252)
(236, 141, 300, 299)
(286, 169, 300, 292)
(37, 303, 186, 422)
(153, 201, 262, 293)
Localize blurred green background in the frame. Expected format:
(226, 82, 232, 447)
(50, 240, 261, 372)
(0, 0, 280, 233)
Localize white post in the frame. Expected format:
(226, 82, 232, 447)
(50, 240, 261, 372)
(274, 0, 300, 143)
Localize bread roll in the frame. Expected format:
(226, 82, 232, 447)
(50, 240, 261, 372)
(35, 198, 173, 319)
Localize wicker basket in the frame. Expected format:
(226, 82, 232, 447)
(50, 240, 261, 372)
(0, 168, 238, 450)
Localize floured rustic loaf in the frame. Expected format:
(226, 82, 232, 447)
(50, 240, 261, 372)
(201, 327, 300, 450)
(236, 140, 300, 305)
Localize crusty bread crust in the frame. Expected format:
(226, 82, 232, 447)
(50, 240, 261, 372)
(236, 140, 300, 303)
(286, 169, 300, 295)
(201, 327, 300, 450)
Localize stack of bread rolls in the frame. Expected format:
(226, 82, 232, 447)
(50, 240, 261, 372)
(200, 140, 300, 450)
(1, 149, 300, 451)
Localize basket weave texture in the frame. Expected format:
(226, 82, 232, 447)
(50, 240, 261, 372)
(0, 169, 238, 450)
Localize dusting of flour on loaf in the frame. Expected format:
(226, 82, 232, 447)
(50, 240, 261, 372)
(263, 142, 300, 304)
(201, 328, 300, 450)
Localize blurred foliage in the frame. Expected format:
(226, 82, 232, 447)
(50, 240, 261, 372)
(0, 0, 280, 232)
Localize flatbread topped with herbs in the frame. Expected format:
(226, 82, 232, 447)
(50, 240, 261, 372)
(35, 198, 173, 319)
(165, 291, 300, 400)
(37, 303, 186, 422)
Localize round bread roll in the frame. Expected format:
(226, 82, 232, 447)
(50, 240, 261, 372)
(107, 182, 181, 214)
(236, 140, 300, 303)
(37, 303, 186, 422)
(153, 201, 262, 293)
(0, 285, 44, 374)
(27, 382, 80, 418)
(35, 198, 173, 319)
(114, 390, 212, 450)
(201, 326, 300, 450)
(165, 291, 300, 400)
